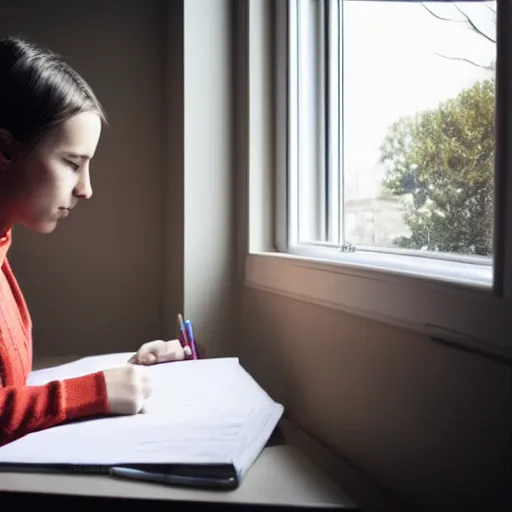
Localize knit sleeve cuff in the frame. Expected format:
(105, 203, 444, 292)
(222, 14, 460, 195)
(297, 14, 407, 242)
(61, 371, 110, 421)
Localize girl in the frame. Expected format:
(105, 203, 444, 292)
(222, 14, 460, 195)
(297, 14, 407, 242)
(0, 36, 189, 447)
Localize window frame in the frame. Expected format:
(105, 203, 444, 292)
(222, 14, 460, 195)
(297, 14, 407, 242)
(246, 0, 512, 362)
(282, 0, 499, 278)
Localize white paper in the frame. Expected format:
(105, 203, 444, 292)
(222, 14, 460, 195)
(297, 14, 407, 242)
(27, 353, 135, 385)
(1, 354, 284, 478)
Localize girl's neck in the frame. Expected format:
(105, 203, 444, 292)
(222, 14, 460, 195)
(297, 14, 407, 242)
(0, 213, 13, 240)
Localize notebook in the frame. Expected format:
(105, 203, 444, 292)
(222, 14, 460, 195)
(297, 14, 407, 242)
(0, 354, 284, 489)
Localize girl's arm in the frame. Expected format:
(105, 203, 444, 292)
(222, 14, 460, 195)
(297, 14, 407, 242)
(0, 371, 109, 446)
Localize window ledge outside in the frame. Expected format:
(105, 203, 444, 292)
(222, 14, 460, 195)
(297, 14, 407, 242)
(245, 251, 512, 363)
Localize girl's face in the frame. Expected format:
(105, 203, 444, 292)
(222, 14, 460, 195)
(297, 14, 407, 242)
(0, 111, 102, 234)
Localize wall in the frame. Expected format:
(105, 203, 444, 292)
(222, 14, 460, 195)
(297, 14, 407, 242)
(160, 0, 234, 357)
(236, 290, 511, 511)
(182, 0, 234, 357)
(233, 2, 511, 511)
(2, 0, 164, 359)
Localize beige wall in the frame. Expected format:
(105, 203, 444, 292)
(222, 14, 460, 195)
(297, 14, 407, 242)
(182, 0, 234, 357)
(160, 0, 234, 356)
(236, 290, 511, 511)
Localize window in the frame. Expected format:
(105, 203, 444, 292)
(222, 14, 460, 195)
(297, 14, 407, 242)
(279, 0, 498, 287)
(245, 0, 512, 361)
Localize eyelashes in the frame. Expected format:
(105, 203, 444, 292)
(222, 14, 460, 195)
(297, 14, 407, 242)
(65, 160, 80, 171)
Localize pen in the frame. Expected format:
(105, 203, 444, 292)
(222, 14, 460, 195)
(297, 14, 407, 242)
(185, 319, 198, 359)
(177, 313, 191, 352)
(110, 466, 238, 490)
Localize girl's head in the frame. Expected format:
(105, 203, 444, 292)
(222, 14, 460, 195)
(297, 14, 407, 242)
(0, 36, 107, 235)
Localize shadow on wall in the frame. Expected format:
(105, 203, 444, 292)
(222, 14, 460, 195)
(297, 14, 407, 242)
(236, 287, 511, 511)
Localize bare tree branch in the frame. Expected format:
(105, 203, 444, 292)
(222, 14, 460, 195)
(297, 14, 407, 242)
(421, 2, 496, 70)
(421, 3, 462, 23)
(485, 4, 496, 15)
(454, 5, 496, 44)
(486, 4, 497, 24)
(434, 52, 494, 71)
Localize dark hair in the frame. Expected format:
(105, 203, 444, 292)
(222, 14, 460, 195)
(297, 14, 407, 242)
(0, 36, 107, 145)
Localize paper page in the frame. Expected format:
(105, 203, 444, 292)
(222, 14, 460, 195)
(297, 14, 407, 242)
(142, 358, 242, 420)
(0, 417, 247, 465)
(235, 402, 285, 478)
(27, 353, 135, 385)
(0, 354, 283, 471)
(216, 369, 285, 476)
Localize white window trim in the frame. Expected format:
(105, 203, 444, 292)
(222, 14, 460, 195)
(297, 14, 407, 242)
(244, 0, 512, 363)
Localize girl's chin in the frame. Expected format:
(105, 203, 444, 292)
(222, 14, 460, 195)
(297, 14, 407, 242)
(39, 220, 59, 234)
(21, 218, 59, 234)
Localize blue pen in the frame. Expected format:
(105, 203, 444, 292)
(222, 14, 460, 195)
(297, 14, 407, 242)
(185, 320, 198, 359)
(177, 313, 192, 356)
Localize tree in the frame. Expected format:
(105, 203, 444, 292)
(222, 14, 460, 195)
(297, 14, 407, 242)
(380, 77, 495, 255)
(379, 3, 495, 256)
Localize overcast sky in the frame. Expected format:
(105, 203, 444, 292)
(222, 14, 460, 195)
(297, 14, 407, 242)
(342, 0, 496, 200)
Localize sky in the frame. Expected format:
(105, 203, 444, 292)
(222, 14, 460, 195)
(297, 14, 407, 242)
(342, 0, 497, 200)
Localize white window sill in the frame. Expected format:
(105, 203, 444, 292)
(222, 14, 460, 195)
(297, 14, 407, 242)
(286, 244, 493, 288)
(244, 250, 512, 363)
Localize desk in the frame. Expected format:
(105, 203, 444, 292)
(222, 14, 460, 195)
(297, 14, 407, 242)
(0, 444, 357, 510)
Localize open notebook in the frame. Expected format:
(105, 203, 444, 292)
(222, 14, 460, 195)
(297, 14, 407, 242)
(0, 354, 284, 489)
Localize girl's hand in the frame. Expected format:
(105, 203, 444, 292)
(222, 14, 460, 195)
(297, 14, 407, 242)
(103, 364, 151, 415)
(128, 339, 192, 365)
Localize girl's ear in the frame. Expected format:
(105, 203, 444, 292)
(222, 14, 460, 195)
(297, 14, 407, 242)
(0, 130, 16, 170)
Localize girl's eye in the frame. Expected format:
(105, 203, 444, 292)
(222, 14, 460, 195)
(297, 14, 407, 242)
(66, 160, 80, 171)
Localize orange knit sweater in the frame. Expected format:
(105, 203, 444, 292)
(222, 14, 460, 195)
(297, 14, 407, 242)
(0, 230, 110, 446)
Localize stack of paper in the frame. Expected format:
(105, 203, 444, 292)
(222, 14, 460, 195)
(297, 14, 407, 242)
(0, 354, 284, 481)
